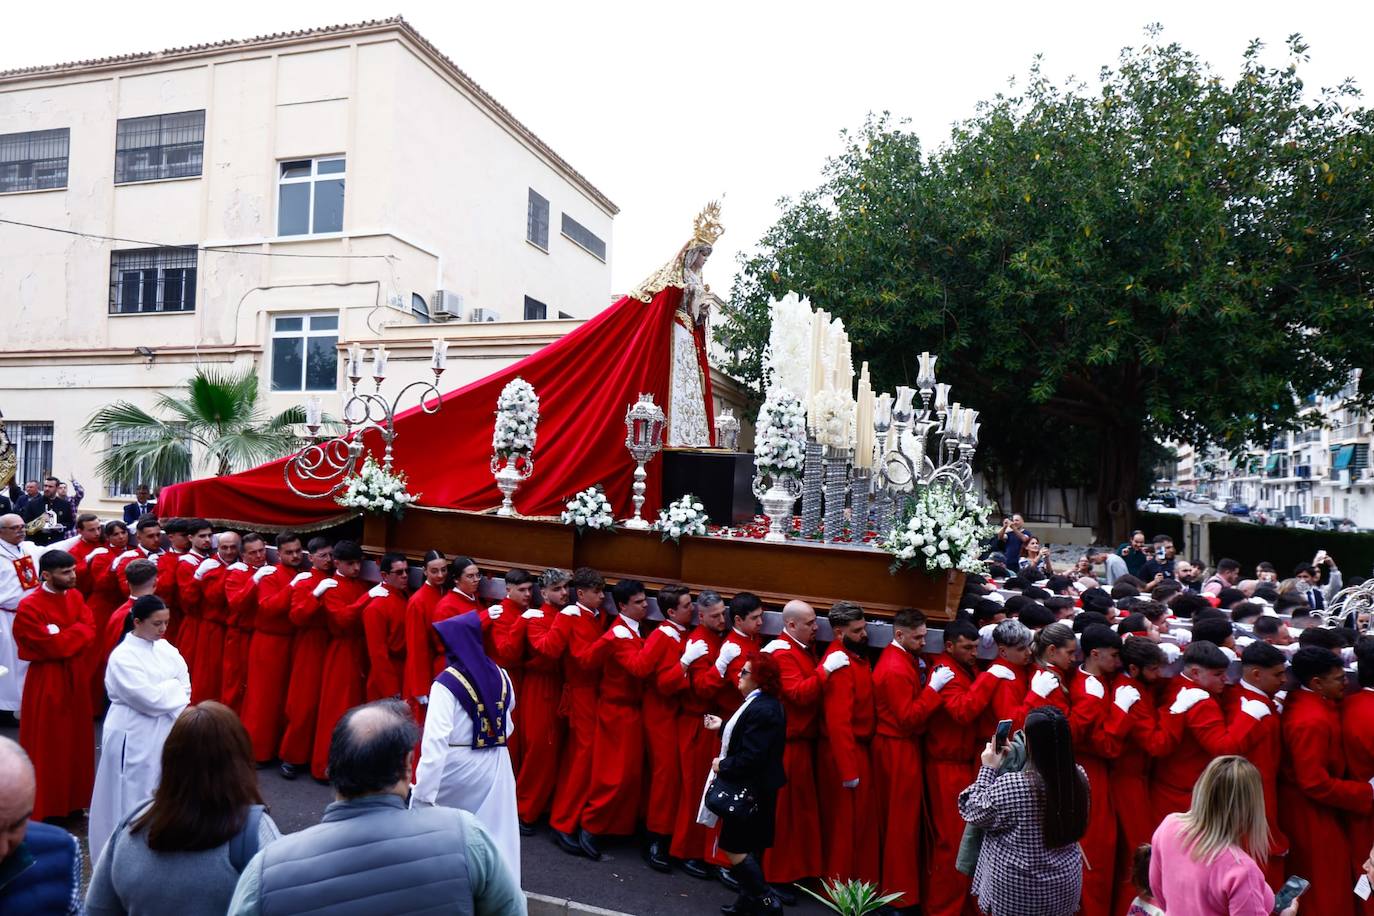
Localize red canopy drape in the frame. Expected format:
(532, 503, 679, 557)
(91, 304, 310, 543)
(159, 287, 682, 529)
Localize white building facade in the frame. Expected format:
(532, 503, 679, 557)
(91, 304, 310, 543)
(0, 18, 617, 516)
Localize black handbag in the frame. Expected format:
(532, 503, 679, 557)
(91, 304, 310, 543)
(704, 776, 758, 819)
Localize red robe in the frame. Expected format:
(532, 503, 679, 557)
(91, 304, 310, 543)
(921, 652, 998, 916)
(102, 597, 134, 661)
(174, 551, 207, 676)
(664, 627, 729, 863)
(1110, 672, 1179, 915)
(1280, 688, 1372, 916)
(278, 568, 331, 765)
(818, 641, 879, 885)
(640, 621, 687, 836)
(547, 603, 610, 836)
(717, 628, 760, 718)
(85, 548, 122, 622)
(189, 559, 229, 703)
(154, 548, 187, 645)
(1066, 670, 1130, 916)
(489, 598, 526, 771)
(761, 634, 826, 884)
(1343, 687, 1374, 916)
(580, 617, 658, 837)
(311, 576, 372, 779)
(220, 563, 257, 712)
(68, 537, 105, 598)
(14, 586, 95, 820)
(516, 603, 566, 824)
(113, 546, 157, 596)
(361, 586, 408, 701)
(986, 663, 1033, 730)
(872, 643, 942, 907)
(402, 582, 444, 720)
(240, 564, 297, 762)
(1152, 675, 1259, 824)
(1224, 682, 1288, 889)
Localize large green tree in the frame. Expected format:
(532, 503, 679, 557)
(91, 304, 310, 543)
(721, 31, 1374, 541)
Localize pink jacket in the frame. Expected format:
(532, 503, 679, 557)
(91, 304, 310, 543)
(1149, 813, 1275, 916)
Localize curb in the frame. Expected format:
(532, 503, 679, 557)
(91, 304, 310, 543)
(526, 891, 636, 916)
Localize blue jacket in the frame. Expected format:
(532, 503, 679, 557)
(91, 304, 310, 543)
(0, 821, 82, 915)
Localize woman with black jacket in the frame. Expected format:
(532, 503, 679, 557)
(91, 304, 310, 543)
(707, 650, 786, 915)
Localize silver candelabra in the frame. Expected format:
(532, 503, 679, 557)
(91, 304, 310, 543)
(874, 352, 979, 499)
(622, 393, 666, 530)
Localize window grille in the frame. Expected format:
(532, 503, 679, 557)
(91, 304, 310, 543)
(0, 128, 69, 193)
(115, 110, 205, 183)
(561, 213, 606, 261)
(109, 248, 197, 314)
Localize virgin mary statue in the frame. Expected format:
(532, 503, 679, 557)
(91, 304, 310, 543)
(627, 202, 724, 448)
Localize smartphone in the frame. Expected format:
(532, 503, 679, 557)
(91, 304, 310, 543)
(994, 718, 1013, 752)
(1156, 546, 1167, 562)
(1273, 875, 1309, 911)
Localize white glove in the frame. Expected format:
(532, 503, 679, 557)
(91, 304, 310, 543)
(1218, 646, 1238, 663)
(253, 565, 275, 583)
(312, 577, 338, 598)
(228, 562, 248, 573)
(118, 550, 141, 562)
(1342, 646, 1357, 664)
(842, 778, 860, 789)
(715, 640, 742, 677)
(1031, 669, 1061, 698)
(1159, 643, 1182, 663)
(87, 547, 108, 559)
(1235, 635, 1255, 648)
(612, 624, 634, 639)
(559, 606, 581, 617)
(929, 666, 956, 692)
(1083, 674, 1105, 699)
(1114, 684, 1141, 713)
(680, 639, 709, 666)
(1169, 628, 1192, 646)
(521, 608, 542, 620)
(761, 638, 789, 655)
(46, 623, 60, 635)
(487, 603, 504, 620)
(1240, 698, 1271, 721)
(290, 572, 313, 586)
(368, 584, 389, 599)
(822, 651, 850, 674)
(660, 624, 681, 641)
(987, 663, 1015, 681)
(978, 622, 998, 645)
(1274, 689, 1288, 714)
(194, 557, 220, 580)
(1169, 687, 1210, 715)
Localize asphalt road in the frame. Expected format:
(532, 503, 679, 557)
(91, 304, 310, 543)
(2, 717, 832, 916)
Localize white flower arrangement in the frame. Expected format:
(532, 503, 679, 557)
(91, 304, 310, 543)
(560, 485, 614, 534)
(492, 377, 540, 460)
(655, 493, 709, 543)
(336, 456, 419, 518)
(811, 388, 855, 448)
(754, 389, 808, 481)
(879, 486, 995, 576)
(762, 292, 815, 402)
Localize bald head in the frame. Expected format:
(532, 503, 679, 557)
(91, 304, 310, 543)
(216, 530, 241, 564)
(327, 700, 419, 800)
(0, 737, 35, 860)
(0, 514, 23, 546)
(781, 599, 818, 646)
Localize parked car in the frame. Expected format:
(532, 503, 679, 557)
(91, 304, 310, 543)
(1224, 502, 1251, 517)
(1292, 514, 1355, 531)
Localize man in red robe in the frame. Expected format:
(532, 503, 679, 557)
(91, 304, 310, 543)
(871, 607, 943, 908)
(516, 568, 570, 831)
(13, 550, 95, 820)
(1345, 641, 1374, 916)
(277, 536, 334, 779)
(240, 532, 303, 765)
(84, 521, 128, 628)
(402, 552, 449, 723)
(190, 530, 240, 703)
(488, 568, 534, 771)
(1226, 639, 1290, 889)
(153, 518, 190, 644)
(309, 540, 371, 780)
(922, 617, 998, 916)
(220, 532, 267, 713)
(639, 583, 694, 871)
(171, 518, 213, 674)
(361, 552, 409, 701)
(1280, 646, 1373, 916)
(67, 513, 105, 599)
(818, 601, 879, 885)
(717, 593, 764, 718)
(114, 516, 164, 597)
(101, 559, 159, 663)
(406, 555, 481, 715)
(984, 619, 1035, 729)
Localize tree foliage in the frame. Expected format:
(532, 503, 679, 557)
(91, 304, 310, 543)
(719, 30, 1374, 539)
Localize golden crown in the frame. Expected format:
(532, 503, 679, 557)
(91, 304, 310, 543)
(690, 200, 725, 248)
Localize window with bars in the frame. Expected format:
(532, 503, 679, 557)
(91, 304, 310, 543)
(527, 189, 549, 250)
(561, 213, 606, 261)
(115, 110, 205, 183)
(104, 425, 191, 497)
(0, 128, 69, 193)
(2, 421, 53, 486)
(523, 296, 548, 320)
(411, 293, 431, 324)
(109, 248, 198, 314)
(270, 313, 339, 391)
(278, 157, 345, 236)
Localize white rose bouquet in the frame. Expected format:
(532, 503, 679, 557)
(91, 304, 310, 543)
(336, 456, 419, 518)
(655, 493, 708, 544)
(753, 389, 807, 483)
(560, 485, 614, 534)
(879, 485, 994, 576)
(492, 377, 540, 461)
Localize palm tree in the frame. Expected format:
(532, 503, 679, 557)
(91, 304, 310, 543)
(82, 367, 313, 483)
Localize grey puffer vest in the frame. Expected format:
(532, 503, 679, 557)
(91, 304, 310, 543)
(258, 794, 474, 916)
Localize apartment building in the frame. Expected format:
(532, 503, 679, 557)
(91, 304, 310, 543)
(0, 17, 618, 515)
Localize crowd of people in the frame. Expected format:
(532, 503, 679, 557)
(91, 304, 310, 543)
(2, 506, 1374, 914)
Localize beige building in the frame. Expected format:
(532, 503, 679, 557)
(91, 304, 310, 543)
(0, 17, 620, 516)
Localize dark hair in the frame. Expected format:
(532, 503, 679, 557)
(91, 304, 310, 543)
(1003, 594, 1036, 617)
(541, 567, 571, 589)
(658, 584, 690, 612)
(1003, 576, 1028, 590)
(1072, 611, 1109, 634)
(1120, 637, 1166, 673)
(1080, 624, 1122, 654)
(504, 568, 532, 587)
(893, 607, 927, 631)
(75, 512, 100, 530)
(135, 516, 161, 534)
(570, 567, 605, 592)
(1357, 638, 1374, 689)
(1253, 616, 1283, 639)
(1032, 622, 1076, 662)
(612, 578, 646, 606)
(827, 600, 864, 629)
(306, 536, 331, 553)
(1110, 583, 1140, 600)
(1192, 617, 1234, 646)
(162, 518, 188, 536)
(943, 617, 978, 644)
(1045, 575, 1073, 594)
(131, 702, 263, 850)
(1240, 640, 1285, 670)
(1293, 563, 1317, 578)
(727, 592, 763, 625)
(242, 532, 266, 548)
(1024, 706, 1089, 848)
(1117, 574, 1146, 589)
(1116, 613, 1149, 636)
(1230, 602, 1261, 624)
(185, 518, 211, 535)
(1022, 586, 1052, 602)
(328, 699, 421, 798)
(1291, 645, 1343, 687)
(1152, 581, 1182, 603)
(1182, 640, 1230, 671)
(451, 555, 478, 578)
(1217, 558, 1241, 574)
(124, 558, 158, 589)
(332, 540, 363, 563)
(276, 531, 302, 549)
(130, 594, 166, 622)
(1132, 844, 1153, 897)
(39, 549, 75, 573)
(1275, 591, 1310, 615)
(1082, 595, 1114, 616)
(749, 651, 782, 696)
(380, 552, 408, 574)
(1298, 626, 1344, 652)
(1019, 603, 1057, 630)
(1191, 607, 1225, 624)
(103, 519, 129, 539)
(1216, 587, 1246, 609)
(1171, 593, 1209, 620)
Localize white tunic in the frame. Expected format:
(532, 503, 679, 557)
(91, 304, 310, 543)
(88, 632, 190, 865)
(0, 538, 45, 711)
(411, 668, 520, 887)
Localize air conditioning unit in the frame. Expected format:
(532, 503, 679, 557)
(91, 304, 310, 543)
(469, 307, 500, 322)
(430, 290, 463, 322)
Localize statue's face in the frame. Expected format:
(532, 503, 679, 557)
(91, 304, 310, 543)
(689, 246, 712, 271)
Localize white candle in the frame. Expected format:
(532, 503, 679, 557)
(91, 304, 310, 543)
(934, 383, 950, 411)
(431, 338, 449, 370)
(305, 396, 322, 427)
(875, 393, 893, 428)
(347, 343, 362, 378)
(855, 363, 874, 468)
(895, 386, 915, 418)
(372, 345, 389, 379)
(963, 408, 978, 437)
(971, 422, 980, 445)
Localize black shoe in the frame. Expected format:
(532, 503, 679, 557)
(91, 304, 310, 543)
(519, 820, 536, 837)
(576, 827, 602, 861)
(643, 838, 671, 873)
(720, 900, 754, 916)
(717, 865, 741, 893)
(682, 858, 711, 879)
(278, 762, 300, 780)
(770, 884, 797, 907)
(553, 830, 584, 857)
